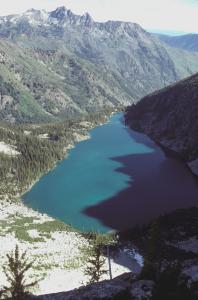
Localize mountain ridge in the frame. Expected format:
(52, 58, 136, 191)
(1, 7, 198, 123)
(156, 33, 198, 52)
(0, 6, 143, 33)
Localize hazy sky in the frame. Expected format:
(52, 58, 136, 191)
(0, 0, 197, 33)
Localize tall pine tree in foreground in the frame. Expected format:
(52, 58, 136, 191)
(2, 245, 38, 300)
(83, 232, 117, 284)
(84, 233, 107, 284)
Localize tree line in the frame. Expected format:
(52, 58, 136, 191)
(0, 108, 115, 196)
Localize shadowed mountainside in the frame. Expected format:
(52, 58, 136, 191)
(125, 73, 198, 175)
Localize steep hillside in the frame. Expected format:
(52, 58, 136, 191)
(125, 73, 198, 175)
(0, 40, 128, 123)
(0, 7, 198, 122)
(157, 33, 198, 52)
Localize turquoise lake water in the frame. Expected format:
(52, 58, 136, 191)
(23, 113, 198, 232)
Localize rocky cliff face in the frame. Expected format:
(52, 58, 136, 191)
(1, 7, 198, 122)
(125, 73, 198, 175)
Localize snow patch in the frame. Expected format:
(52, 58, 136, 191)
(0, 141, 20, 156)
(38, 133, 49, 139)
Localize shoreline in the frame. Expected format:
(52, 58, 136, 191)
(21, 110, 117, 200)
(0, 109, 143, 295)
(155, 140, 198, 179)
(21, 109, 121, 210)
(125, 120, 198, 180)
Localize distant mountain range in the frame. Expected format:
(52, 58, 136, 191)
(156, 33, 198, 52)
(1, 6, 198, 123)
(125, 72, 198, 175)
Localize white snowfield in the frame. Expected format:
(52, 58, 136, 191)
(0, 141, 20, 156)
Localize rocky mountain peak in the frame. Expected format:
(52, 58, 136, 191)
(0, 6, 144, 35)
(50, 6, 69, 20)
(80, 12, 94, 26)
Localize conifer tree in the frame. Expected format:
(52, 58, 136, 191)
(84, 233, 108, 284)
(2, 245, 38, 300)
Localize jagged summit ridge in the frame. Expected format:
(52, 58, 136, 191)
(50, 6, 77, 21)
(0, 6, 142, 33)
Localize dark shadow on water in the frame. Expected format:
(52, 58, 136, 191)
(83, 128, 198, 231)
